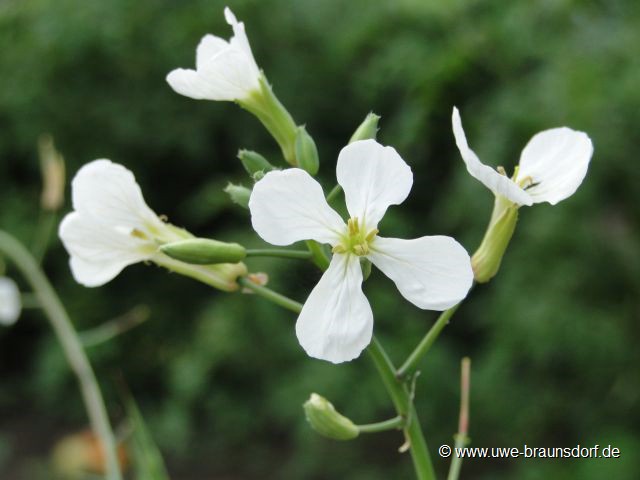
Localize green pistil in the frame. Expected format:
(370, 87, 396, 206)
(332, 217, 378, 256)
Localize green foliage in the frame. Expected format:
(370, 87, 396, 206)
(1, 0, 639, 479)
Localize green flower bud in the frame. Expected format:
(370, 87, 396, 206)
(471, 195, 519, 283)
(295, 126, 319, 175)
(161, 238, 246, 265)
(224, 183, 251, 209)
(349, 112, 380, 144)
(303, 393, 359, 441)
(238, 149, 275, 176)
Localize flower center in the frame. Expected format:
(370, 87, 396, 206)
(332, 217, 378, 256)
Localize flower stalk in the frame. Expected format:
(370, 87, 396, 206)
(0, 230, 122, 480)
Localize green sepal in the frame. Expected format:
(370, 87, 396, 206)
(349, 112, 380, 143)
(295, 125, 319, 175)
(224, 183, 251, 209)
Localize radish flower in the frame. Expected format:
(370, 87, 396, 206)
(452, 107, 594, 282)
(166, 7, 301, 166)
(452, 107, 593, 206)
(249, 140, 474, 363)
(59, 160, 246, 290)
(0, 276, 21, 326)
(166, 7, 260, 102)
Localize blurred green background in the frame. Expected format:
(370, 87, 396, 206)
(1, 0, 639, 478)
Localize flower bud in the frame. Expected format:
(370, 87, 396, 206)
(471, 195, 519, 283)
(224, 183, 251, 209)
(161, 238, 246, 265)
(349, 112, 380, 144)
(238, 149, 275, 177)
(295, 126, 319, 175)
(303, 393, 359, 441)
(0, 276, 21, 326)
(38, 134, 66, 211)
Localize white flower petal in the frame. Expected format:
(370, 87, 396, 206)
(452, 107, 533, 206)
(71, 159, 164, 234)
(196, 34, 228, 70)
(249, 169, 346, 246)
(224, 7, 259, 69)
(336, 139, 413, 230)
(296, 254, 373, 363)
(516, 127, 593, 205)
(368, 235, 473, 310)
(198, 47, 261, 99)
(0, 277, 21, 326)
(59, 212, 152, 287)
(167, 68, 220, 100)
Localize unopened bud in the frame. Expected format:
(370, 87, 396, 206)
(161, 238, 246, 265)
(224, 183, 251, 209)
(295, 126, 319, 175)
(471, 196, 519, 283)
(38, 134, 66, 211)
(349, 112, 380, 144)
(0, 276, 21, 326)
(303, 393, 359, 441)
(238, 149, 275, 177)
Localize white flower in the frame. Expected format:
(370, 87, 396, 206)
(0, 276, 21, 326)
(452, 107, 593, 206)
(59, 160, 179, 287)
(249, 140, 474, 363)
(59, 160, 247, 290)
(166, 7, 261, 102)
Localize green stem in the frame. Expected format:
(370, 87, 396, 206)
(447, 357, 471, 480)
(30, 210, 57, 264)
(397, 304, 461, 379)
(367, 338, 436, 480)
(0, 230, 122, 480)
(245, 248, 312, 260)
(357, 415, 404, 434)
(239, 267, 436, 480)
(326, 184, 343, 204)
(80, 305, 150, 348)
(237, 277, 303, 313)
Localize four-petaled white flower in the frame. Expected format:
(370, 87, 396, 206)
(0, 276, 21, 326)
(59, 160, 245, 290)
(452, 107, 593, 206)
(166, 7, 261, 102)
(249, 139, 474, 363)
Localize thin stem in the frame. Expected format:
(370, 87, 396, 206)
(357, 415, 404, 434)
(326, 184, 342, 203)
(447, 357, 471, 480)
(0, 230, 122, 480)
(237, 277, 303, 313)
(397, 304, 461, 379)
(367, 338, 436, 480)
(30, 210, 57, 264)
(80, 305, 150, 348)
(245, 248, 312, 260)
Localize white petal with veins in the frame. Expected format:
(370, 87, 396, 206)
(296, 254, 373, 363)
(337, 140, 413, 231)
(368, 235, 473, 310)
